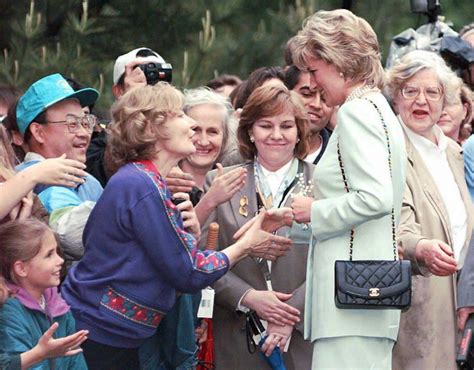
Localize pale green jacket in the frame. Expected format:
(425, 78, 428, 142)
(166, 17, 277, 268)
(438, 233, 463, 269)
(305, 92, 407, 342)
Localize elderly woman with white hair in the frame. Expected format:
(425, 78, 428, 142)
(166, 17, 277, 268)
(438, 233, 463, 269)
(177, 87, 246, 224)
(385, 50, 474, 370)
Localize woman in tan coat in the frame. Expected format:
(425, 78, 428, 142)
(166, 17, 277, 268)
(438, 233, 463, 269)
(386, 50, 474, 370)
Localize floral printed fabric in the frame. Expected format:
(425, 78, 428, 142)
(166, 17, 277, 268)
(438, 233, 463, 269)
(100, 287, 164, 328)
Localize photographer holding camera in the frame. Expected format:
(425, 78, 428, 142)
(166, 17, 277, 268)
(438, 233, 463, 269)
(86, 47, 173, 186)
(111, 47, 172, 99)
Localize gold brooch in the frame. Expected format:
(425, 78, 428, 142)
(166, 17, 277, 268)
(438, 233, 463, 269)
(239, 196, 249, 217)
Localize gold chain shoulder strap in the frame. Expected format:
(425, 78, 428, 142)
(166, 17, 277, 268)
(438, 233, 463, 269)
(336, 98, 397, 261)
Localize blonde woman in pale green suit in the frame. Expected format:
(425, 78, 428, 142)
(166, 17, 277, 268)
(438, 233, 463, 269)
(290, 10, 407, 370)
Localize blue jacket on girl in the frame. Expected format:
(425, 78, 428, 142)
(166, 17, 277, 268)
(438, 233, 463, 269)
(0, 284, 87, 370)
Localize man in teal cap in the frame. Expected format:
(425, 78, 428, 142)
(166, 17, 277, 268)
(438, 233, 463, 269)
(15, 73, 102, 264)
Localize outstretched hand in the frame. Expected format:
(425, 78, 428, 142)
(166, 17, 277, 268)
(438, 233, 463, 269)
(36, 322, 88, 358)
(233, 207, 294, 240)
(233, 208, 293, 260)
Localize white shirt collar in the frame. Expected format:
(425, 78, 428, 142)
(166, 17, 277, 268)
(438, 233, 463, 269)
(259, 158, 293, 178)
(399, 116, 448, 153)
(24, 152, 46, 162)
(258, 158, 294, 198)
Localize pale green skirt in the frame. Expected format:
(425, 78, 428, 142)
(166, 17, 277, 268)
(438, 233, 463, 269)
(312, 336, 395, 370)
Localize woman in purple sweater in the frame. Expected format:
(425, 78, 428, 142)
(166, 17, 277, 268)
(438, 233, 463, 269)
(61, 83, 292, 370)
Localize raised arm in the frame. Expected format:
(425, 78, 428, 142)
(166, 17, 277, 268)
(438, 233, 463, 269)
(0, 155, 87, 219)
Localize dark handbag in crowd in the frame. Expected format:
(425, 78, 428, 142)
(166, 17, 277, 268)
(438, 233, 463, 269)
(334, 98, 411, 310)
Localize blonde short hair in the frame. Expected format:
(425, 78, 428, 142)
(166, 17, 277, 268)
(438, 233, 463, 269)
(291, 9, 384, 88)
(107, 83, 183, 171)
(385, 50, 459, 107)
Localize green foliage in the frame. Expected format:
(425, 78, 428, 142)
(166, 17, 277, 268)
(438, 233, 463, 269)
(0, 0, 471, 110)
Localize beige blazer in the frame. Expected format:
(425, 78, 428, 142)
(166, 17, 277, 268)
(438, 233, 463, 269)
(393, 134, 474, 370)
(200, 160, 314, 370)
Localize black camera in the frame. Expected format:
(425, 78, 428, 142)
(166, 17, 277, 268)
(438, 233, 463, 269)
(138, 62, 173, 85)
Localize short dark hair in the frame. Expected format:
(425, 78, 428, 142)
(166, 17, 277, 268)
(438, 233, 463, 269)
(0, 85, 20, 110)
(233, 66, 285, 109)
(283, 65, 302, 90)
(207, 74, 242, 90)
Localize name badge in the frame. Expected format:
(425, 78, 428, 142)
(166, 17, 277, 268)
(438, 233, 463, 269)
(197, 287, 215, 318)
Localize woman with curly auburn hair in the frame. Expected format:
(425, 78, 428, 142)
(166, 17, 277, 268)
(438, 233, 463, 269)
(290, 9, 407, 369)
(61, 83, 293, 370)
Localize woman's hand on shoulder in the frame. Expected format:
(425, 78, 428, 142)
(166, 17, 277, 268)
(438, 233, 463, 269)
(261, 322, 294, 357)
(26, 154, 87, 188)
(174, 192, 201, 240)
(290, 195, 314, 224)
(241, 290, 300, 326)
(415, 239, 457, 276)
(204, 163, 246, 208)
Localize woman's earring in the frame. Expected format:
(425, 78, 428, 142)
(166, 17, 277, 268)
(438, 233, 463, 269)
(339, 72, 344, 78)
(296, 137, 300, 143)
(250, 136, 255, 143)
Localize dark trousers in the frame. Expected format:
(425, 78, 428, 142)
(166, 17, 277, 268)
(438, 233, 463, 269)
(82, 338, 140, 370)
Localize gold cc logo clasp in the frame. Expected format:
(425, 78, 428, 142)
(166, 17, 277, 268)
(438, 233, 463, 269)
(368, 287, 380, 297)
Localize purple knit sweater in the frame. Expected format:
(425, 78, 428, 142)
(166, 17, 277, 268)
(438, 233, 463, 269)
(62, 160, 229, 348)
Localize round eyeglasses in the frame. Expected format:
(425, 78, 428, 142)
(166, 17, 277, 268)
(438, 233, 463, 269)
(401, 86, 443, 102)
(45, 114, 97, 134)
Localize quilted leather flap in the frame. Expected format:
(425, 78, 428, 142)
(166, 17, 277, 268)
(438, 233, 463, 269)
(335, 260, 411, 298)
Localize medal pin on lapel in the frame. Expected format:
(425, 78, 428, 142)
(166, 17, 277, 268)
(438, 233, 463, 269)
(239, 196, 249, 217)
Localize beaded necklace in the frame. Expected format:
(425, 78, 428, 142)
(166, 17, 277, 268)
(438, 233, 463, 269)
(345, 85, 379, 103)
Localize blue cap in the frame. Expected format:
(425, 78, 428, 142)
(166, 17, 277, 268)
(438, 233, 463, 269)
(16, 73, 99, 135)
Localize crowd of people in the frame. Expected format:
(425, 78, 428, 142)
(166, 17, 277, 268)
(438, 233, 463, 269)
(0, 8, 473, 370)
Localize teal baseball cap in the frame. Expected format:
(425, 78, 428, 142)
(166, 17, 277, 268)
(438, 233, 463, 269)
(16, 73, 99, 135)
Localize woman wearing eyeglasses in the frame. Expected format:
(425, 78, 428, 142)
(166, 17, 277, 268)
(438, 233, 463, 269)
(386, 50, 474, 370)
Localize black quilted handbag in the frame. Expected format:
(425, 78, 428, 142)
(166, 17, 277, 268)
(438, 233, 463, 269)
(334, 98, 412, 310)
(335, 260, 411, 309)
